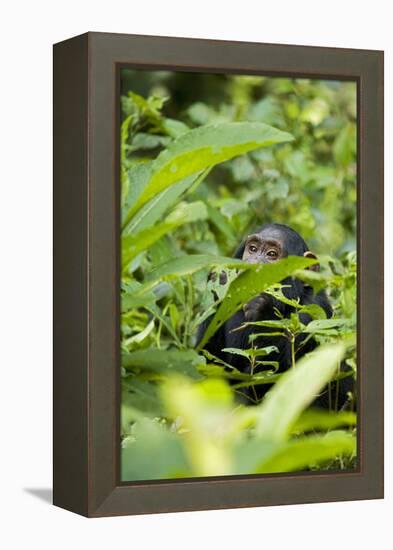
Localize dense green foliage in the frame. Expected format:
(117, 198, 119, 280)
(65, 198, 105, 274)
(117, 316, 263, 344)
(120, 71, 357, 481)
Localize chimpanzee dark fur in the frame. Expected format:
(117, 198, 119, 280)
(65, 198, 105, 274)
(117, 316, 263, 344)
(197, 223, 354, 409)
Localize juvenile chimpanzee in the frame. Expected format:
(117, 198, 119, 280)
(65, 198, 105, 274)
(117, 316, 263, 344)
(197, 223, 354, 409)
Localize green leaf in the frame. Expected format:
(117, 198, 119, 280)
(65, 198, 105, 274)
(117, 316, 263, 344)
(122, 222, 177, 270)
(144, 255, 250, 290)
(187, 102, 214, 125)
(255, 342, 346, 441)
(232, 372, 283, 389)
(123, 175, 197, 235)
(147, 305, 183, 346)
(244, 318, 292, 331)
(121, 418, 190, 481)
(223, 346, 278, 359)
(163, 118, 189, 138)
(121, 379, 163, 422)
(299, 303, 327, 319)
(293, 268, 330, 294)
(125, 91, 167, 123)
(206, 204, 237, 244)
(122, 349, 205, 379)
(121, 162, 153, 223)
(291, 408, 356, 434)
(131, 132, 170, 151)
(333, 123, 356, 167)
(149, 236, 174, 267)
(160, 377, 235, 477)
(256, 431, 356, 473)
(123, 319, 155, 347)
(121, 280, 158, 311)
(121, 291, 157, 312)
(303, 319, 349, 335)
(122, 204, 208, 271)
(198, 256, 316, 349)
(264, 287, 326, 319)
(128, 122, 293, 218)
(121, 279, 159, 311)
(300, 98, 330, 126)
(166, 200, 207, 225)
(248, 97, 284, 126)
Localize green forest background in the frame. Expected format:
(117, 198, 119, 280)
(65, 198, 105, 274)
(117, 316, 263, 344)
(120, 70, 357, 481)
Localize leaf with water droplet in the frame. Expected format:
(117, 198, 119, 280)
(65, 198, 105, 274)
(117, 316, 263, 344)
(125, 122, 293, 218)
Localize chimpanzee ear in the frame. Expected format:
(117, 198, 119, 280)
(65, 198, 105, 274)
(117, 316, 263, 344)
(303, 250, 320, 272)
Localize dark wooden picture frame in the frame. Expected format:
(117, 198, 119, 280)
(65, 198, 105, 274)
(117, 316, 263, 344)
(53, 32, 384, 517)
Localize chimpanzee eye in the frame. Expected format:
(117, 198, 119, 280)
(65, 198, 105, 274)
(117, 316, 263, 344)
(267, 249, 278, 258)
(248, 244, 258, 253)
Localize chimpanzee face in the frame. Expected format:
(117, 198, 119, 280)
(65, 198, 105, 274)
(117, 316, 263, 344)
(241, 224, 319, 269)
(242, 232, 285, 264)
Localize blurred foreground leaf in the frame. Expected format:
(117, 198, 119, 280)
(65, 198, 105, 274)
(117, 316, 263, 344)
(121, 419, 190, 481)
(255, 342, 346, 441)
(235, 430, 356, 474)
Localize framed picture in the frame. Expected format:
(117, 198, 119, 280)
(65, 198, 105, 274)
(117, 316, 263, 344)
(53, 32, 384, 517)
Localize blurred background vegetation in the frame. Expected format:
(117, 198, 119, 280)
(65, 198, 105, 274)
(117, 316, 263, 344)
(120, 70, 357, 482)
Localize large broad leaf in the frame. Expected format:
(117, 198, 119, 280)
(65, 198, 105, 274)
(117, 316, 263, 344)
(122, 202, 207, 271)
(121, 349, 205, 379)
(160, 377, 235, 477)
(143, 254, 250, 291)
(121, 162, 152, 221)
(255, 342, 346, 441)
(125, 122, 293, 219)
(122, 222, 178, 271)
(197, 256, 316, 349)
(122, 175, 197, 235)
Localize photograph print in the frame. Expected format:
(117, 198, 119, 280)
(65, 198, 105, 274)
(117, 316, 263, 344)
(119, 69, 357, 482)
